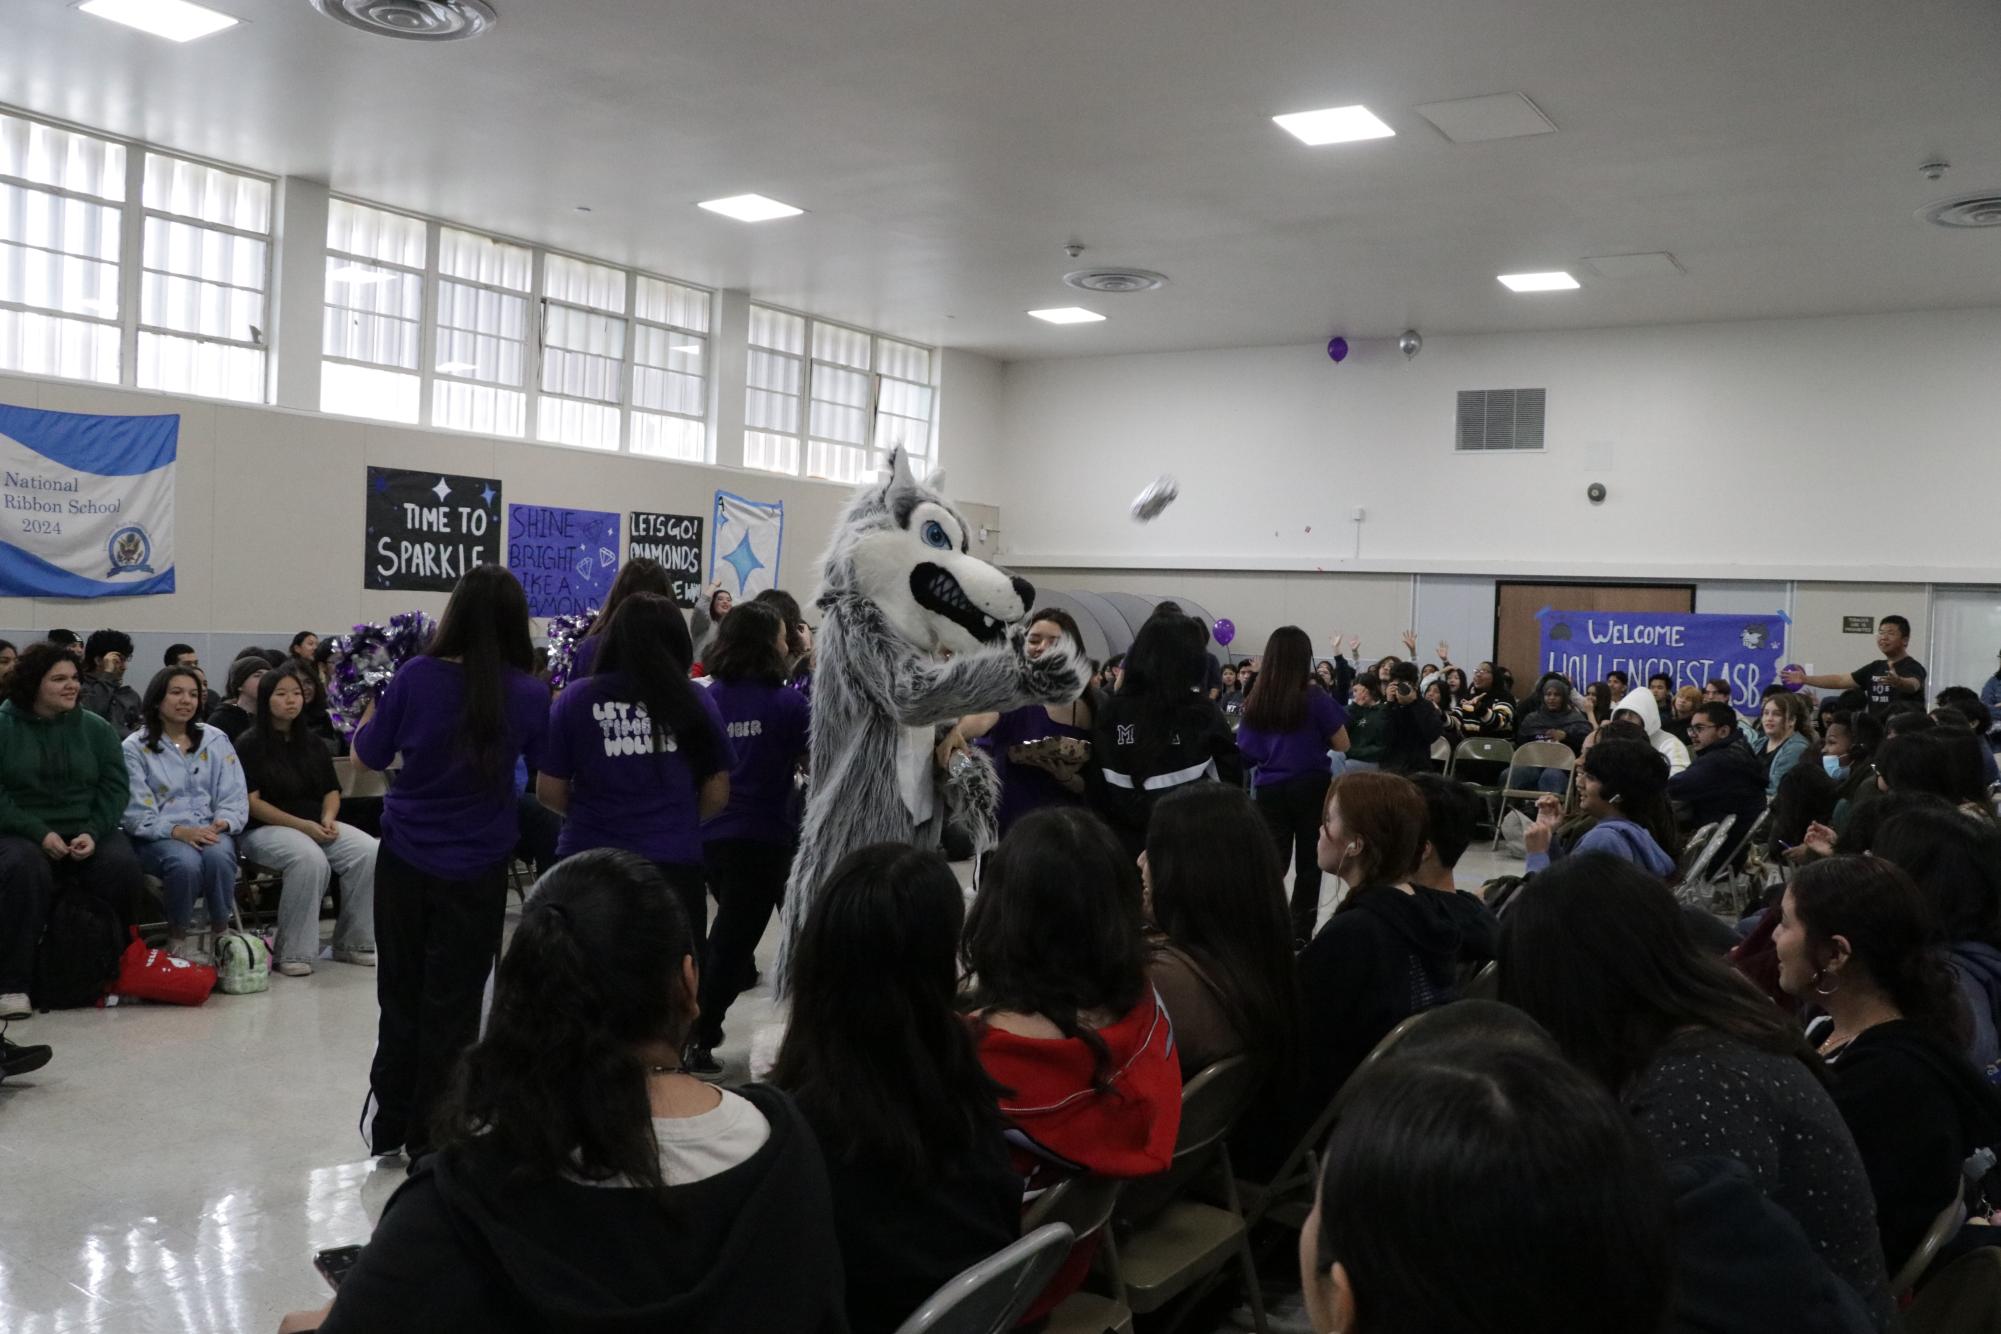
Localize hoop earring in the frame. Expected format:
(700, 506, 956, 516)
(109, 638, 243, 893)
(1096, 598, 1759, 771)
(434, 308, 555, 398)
(1812, 969, 1840, 998)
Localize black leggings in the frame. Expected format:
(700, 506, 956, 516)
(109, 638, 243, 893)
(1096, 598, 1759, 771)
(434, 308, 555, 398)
(1256, 773, 1331, 942)
(695, 839, 794, 1048)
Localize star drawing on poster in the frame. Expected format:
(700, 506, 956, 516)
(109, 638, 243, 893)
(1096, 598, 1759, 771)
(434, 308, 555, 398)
(721, 532, 764, 591)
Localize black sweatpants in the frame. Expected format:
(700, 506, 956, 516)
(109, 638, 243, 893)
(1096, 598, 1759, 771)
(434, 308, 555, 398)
(364, 844, 507, 1157)
(694, 839, 794, 1048)
(1256, 773, 1331, 943)
(0, 831, 142, 994)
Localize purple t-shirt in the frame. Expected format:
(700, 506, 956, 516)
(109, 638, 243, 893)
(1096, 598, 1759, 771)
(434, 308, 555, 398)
(702, 678, 811, 846)
(986, 703, 1091, 834)
(542, 672, 731, 866)
(1236, 685, 1348, 788)
(352, 656, 551, 879)
(568, 632, 602, 681)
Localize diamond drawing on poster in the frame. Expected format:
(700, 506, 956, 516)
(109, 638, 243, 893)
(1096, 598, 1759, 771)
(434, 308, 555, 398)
(507, 502, 622, 617)
(0, 401, 177, 598)
(711, 490, 783, 598)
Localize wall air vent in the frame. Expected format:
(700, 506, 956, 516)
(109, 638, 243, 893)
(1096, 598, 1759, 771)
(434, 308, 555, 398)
(1456, 388, 1546, 452)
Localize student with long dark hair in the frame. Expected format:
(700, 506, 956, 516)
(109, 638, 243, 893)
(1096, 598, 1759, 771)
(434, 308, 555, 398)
(1773, 856, 2001, 1273)
(568, 556, 672, 681)
(689, 581, 734, 662)
(1500, 854, 1894, 1324)
(772, 844, 1017, 1334)
(1093, 608, 1240, 854)
(538, 592, 729, 941)
(1238, 625, 1351, 941)
(352, 564, 552, 1159)
(938, 608, 1096, 837)
(290, 851, 845, 1334)
(237, 665, 377, 976)
(688, 601, 810, 1075)
(121, 666, 248, 961)
(963, 806, 1181, 1320)
(1142, 784, 1301, 1083)
(1871, 805, 2001, 1067)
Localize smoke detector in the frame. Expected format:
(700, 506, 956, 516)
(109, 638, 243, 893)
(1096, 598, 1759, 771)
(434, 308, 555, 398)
(1063, 268, 1169, 294)
(309, 0, 498, 40)
(1922, 194, 2001, 229)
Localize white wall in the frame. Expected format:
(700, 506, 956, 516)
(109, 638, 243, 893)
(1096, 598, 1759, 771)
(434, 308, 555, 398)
(995, 307, 2001, 583)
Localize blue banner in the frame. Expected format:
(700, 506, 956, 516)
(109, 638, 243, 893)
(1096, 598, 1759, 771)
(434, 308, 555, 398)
(1536, 608, 1791, 716)
(507, 503, 621, 617)
(0, 402, 177, 598)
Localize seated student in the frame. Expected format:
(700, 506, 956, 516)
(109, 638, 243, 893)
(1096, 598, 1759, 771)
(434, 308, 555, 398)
(1613, 686, 1692, 776)
(1341, 677, 1388, 770)
(45, 628, 83, 661)
(1406, 772, 1499, 966)
(79, 629, 141, 736)
(1823, 710, 1886, 835)
(1922, 716, 1996, 810)
(163, 643, 223, 719)
(1669, 684, 1702, 745)
(1786, 615, 1927, 717)
(1934, 689, 2000, 769)
(121, 667, 249, 962)
(285, 851, 845, 1334)
(0, 644, 146, 1020)
(771, 844, 1018, 1334)
(962, 807, 1181, 1319)
(207, 655, 269, 744)
(1501, 855, 1895, 1327)
(1093, 609, 1240, 855)
(1299, 1037, 1676, 1334)
(1523, 738, 1679, 878)
(0, 639, 16, 676)
(236, 667, 377, 977)
(1508, 674, 1591, 794)
(1751, 692, 1813, 798)
(1773, 856, 2001, 1274)
(1141, 784, 1301, 1080)
(1377, 660, 1444, 775)
(1443, 665, 1516, 785)
(1671, 701, 1768, 836)
(1873, 729, 1991, 817)
(1871, 806, 2001, 1070)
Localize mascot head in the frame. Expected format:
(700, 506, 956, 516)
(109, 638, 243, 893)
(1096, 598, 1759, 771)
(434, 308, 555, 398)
(821, 448, 1036, 656)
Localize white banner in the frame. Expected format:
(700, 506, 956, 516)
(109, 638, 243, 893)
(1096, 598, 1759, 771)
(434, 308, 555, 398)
(709, 489, 784, 599)
(0, 402, 177, 597)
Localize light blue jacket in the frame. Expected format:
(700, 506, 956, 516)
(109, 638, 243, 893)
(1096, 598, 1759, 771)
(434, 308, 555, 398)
(1754, 730, 1808, 798)
(120, 726, 250, 840)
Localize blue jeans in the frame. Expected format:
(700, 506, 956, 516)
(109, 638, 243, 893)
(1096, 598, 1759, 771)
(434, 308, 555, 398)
(1504, 765, 1572, 796)
(137, 832, 238, 934)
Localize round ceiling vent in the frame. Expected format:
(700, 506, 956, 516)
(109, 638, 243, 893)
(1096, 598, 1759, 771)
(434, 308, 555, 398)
(309, 0, 498, 41)
(1921, 194, 2001, 229)
(1063, 268, 1169, 294)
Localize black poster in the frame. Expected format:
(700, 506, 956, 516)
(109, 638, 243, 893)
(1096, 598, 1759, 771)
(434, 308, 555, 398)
(365, 466, 504, 591)
(629, 511, 704, 608)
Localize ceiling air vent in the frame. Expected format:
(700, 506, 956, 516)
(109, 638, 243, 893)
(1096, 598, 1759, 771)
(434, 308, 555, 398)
(1922, 195, 2001, 229)
(309, 0, 498, 41)
(1063, 268, 1169, 294)
(1456, 388, 1546, 452)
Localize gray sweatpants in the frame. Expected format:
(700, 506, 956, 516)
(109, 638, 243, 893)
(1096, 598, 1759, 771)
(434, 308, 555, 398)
(241, 822, 378, 963)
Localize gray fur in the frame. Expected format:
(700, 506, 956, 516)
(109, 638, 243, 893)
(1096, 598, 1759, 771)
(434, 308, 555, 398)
(775, 450, 1084, 991)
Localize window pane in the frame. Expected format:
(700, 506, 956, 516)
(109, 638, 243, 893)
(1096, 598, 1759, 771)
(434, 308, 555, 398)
(439, 226, 530, 291)
(541, 304, 624, 401)
(809, 363, 870, 445)
(138, 332, 263, 402)
(536, 396, 621, 450)
(746, 387, 798, 434)
(631, 411, 706, 462)
(749, 305, 805, 354)
(635, 275, 709, 332)
(877, 376, 932, 420)
(144, 216, 266, 288)
(877, 338, 930, 382)
(321, 361, 420, 423)
(544, 253, 625, 313)
(811, 321, 871, 369)
(744, 430, 800, 475)
(747, 346, 800, 395)
(1, 183, 121, 261)
(0, 307, 119, 382)
(437, 279, 527, 385)
(327, 199, 425, 268)
(807, 439, 868, 483)
(0, 113, 125, 200)
(141, 271, 263, 340)
(634, 325, 703, 416)
(875, 410, 931, 456)
(433, 380, 526, 438)
(143, 154, 270, 231)
(324, 258, 422, 367)
(0, 240, 119, 317)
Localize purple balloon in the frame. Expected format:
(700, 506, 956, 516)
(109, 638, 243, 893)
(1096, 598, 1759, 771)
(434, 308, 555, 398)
(1213, 617, 1236, 647)
(1783, 664, 1805, 691)
(1326, 336, 1349, 363)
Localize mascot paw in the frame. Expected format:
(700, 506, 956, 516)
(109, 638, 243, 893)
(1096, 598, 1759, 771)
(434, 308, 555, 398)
(1024, 631, 1089, 704)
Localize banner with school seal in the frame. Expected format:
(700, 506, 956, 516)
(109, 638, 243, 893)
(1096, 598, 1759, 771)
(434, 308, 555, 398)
(0, 402, 177, 598)
(1536, 607, 1791, 717)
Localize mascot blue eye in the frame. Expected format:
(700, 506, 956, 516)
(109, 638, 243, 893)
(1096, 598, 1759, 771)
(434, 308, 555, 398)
(921, 520, 952, 550)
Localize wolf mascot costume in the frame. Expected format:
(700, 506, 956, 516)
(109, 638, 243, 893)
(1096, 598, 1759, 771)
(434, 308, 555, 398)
(775, 448, 1087, 987)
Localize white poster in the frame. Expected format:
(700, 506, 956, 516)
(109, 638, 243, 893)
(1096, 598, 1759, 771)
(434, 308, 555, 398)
(709, 489, 784, 599)
(0, 402, 177, 597)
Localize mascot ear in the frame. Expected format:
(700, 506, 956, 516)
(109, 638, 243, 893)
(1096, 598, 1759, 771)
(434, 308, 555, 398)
(883, 447, 917, 497)
(922, 465, 948, 492)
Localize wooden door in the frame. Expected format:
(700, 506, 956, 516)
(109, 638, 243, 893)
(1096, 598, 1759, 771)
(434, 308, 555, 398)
(1494, 582, 1695, 687)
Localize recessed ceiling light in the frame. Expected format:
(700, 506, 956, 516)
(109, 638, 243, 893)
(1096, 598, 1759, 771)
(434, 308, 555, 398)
(1271, 104, 1395, 147)
(1497, 271, 1580, 292)
(697, 194, 804, 222)
(1027, 307, 1106, 325)
(1582, 252, 1685, 279)
(329, 265, 394, 286)
(1414, 93, 1557, 144)
(79, 0, 239, 42)
(436, 360, 478, 374)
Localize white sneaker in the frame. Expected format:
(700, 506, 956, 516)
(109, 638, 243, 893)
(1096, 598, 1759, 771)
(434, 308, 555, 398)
(275, 959, 314, 978)
(0, 993, 31, 1021)
(333, 947, 377, 968)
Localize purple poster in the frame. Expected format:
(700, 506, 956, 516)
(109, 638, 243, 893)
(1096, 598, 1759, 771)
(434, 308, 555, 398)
(507, 503, 621, 617)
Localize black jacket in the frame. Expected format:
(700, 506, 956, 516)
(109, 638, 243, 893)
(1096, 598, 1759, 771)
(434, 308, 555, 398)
(79, 673, 141, 737)
(318, 1084, 848, 1334)
(1379, 697, 1443, 774)
(1668, 731, 1767, 835)
(1091, 692, 1242, 855)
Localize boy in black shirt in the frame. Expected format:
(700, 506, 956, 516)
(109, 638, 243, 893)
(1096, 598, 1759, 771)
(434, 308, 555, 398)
(1785, 614, 1926, 716)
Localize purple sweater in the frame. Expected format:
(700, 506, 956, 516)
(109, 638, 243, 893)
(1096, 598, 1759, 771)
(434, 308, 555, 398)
(352, 656, 550, 879)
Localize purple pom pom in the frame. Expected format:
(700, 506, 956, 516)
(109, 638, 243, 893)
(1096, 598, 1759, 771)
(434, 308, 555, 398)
(325, 610, 436, 737)
(544, 608, 598, 690)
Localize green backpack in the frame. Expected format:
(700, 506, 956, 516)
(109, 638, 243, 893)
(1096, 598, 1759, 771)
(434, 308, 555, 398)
(214, 913, 271, 995)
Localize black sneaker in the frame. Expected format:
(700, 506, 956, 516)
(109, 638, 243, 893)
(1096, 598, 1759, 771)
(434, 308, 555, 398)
(0, 1038, 52, 1079)
(684, 1044, 724, 1080)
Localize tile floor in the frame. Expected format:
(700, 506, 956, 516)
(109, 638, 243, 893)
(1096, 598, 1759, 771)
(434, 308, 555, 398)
(0, 847, 1522, 1333)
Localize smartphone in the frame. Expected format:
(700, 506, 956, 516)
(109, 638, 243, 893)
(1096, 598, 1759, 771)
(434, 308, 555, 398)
(314, 1245, 365, 1291)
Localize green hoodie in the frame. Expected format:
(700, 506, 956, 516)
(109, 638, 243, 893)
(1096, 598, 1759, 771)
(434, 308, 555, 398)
(0, 698, 130, 842)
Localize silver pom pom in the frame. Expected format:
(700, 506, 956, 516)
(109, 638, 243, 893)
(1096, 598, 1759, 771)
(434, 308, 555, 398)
(1130, 474, 1179, 523)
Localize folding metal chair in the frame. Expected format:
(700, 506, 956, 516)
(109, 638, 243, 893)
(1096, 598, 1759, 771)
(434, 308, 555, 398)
(1489, 740, 1576, 850)
(892, 1223, 1077, 1334)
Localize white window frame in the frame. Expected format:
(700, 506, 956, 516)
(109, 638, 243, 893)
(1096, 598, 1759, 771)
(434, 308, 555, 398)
(430, 223, 533, 439)
(745, 303, 939, 480)
(135, 149, 273, 401)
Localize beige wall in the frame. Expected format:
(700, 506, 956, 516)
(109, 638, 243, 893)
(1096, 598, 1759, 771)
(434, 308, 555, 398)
(1789, 583, 1929, 682)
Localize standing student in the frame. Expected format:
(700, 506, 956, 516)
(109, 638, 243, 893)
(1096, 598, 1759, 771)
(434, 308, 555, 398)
(688, 601, 810, 1075)
(539, 593, 729, 937)
(938, 609, 1096, 837)
(352, 565, 552, 1159)
(1237, 626, 1351, 942)
(689, 582, 734, 663)
(1093, 609, 1241, 855)
(566, 556, 672, 682)
(121, 667, 249, 962)
(1785, 616, 1928, 716)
